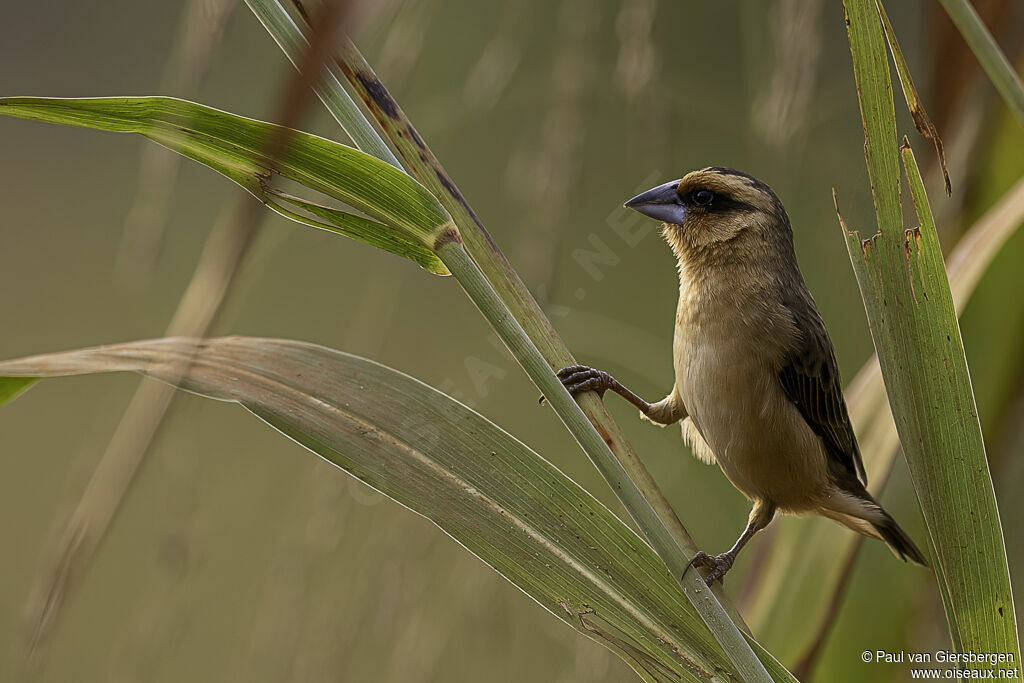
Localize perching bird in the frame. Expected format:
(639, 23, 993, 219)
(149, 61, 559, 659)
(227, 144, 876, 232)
(558, 167, 928, 585)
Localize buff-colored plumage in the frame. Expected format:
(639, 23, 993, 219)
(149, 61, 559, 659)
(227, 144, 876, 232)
(559, 167, 927, 584)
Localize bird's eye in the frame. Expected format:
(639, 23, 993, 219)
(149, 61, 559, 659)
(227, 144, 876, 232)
(693, 189, 714, 206)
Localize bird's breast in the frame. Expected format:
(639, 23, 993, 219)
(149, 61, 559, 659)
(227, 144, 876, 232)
(673, 284, 779, 440)
(672, 277, 828, 507)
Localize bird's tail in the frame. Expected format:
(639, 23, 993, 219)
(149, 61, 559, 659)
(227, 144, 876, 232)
(870, 509, 929, 567)
(820, 489, 929, 567)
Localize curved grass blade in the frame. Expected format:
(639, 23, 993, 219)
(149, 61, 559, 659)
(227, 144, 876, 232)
(0, 96, 453, 271)
(0, 336, 794, 682)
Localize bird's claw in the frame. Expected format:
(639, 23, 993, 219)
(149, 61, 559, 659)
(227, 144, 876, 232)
(686, 551, 735, 586)
(556, 365, 613, 399)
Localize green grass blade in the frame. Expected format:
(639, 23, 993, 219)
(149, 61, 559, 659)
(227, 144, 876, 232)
(898, 141, 1018, 653)
(841, 0, 1019, 663)
(0, 336, 790, 682)
(243, 0, 402, 168)
(937, 0, 1024, 127)
(0, 96, 452, 264)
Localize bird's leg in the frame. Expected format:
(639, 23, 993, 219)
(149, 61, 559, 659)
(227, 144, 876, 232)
(686, 501, 776, 586)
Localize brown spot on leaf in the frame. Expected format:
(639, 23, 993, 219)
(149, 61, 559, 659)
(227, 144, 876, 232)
(433, 167, 479, 220)
(406, 125, 427, 150)
(435, 168, 460, 198)
(355, 72, 400, 120)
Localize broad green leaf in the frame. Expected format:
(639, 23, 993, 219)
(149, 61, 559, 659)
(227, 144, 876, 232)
(0, 96, 452, 273)
(0, 337, 794, 682)
(838, 0, 1018, 665)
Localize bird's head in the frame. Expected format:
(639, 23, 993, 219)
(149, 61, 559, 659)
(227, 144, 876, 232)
(624, 167, 789, 252)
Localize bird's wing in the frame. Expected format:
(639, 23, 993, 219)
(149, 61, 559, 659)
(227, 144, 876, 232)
(779, 293, 867, 486)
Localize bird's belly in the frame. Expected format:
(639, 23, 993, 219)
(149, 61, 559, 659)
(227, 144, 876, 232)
(676, 332, 831, 510)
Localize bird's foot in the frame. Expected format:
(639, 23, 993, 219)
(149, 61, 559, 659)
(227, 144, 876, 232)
(556, 365, 614, 399)
(686, 551, 736, 586)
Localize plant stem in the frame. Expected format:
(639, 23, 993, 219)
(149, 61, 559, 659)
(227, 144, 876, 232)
(438, 239, 775, 683)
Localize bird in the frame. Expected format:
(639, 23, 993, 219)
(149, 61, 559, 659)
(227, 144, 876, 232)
(558, 166, 928, 585)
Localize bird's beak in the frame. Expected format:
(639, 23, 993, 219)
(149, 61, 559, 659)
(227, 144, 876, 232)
(624, 180, 686, 225)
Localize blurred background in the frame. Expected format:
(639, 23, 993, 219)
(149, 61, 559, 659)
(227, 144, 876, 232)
(0, 1, 1022, 681)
